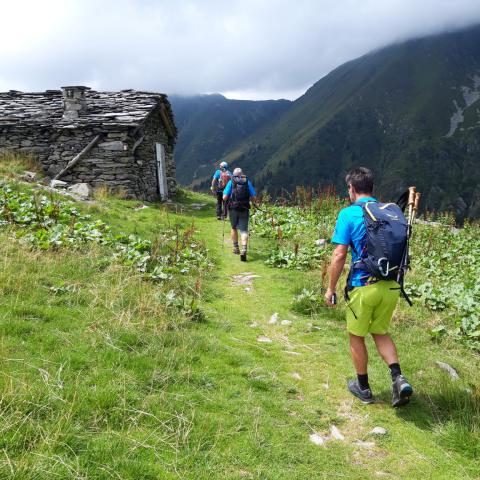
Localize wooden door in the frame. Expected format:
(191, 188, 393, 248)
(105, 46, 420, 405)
(155, 143, 168, 200)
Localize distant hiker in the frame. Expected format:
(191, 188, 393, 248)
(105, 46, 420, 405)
(211, 161, 232, 220)
(223, 167, 256, 262)
(325, 167, 413, 407)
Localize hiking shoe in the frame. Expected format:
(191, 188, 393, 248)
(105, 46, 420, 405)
(217, 216, 222, 220)
(391, 375, 413, 407)
(347, 379, 374, 404)
(240, 253, 247, 262)
(233, 246, 240, 255)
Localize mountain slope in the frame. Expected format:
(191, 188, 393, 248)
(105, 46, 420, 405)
(221, 25, 480, 218)
(170, 94, 291, 184)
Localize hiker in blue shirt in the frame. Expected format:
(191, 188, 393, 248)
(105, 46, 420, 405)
(211, 161, 232, 220)
(325, 167, 413, 407)
(223, 168, 256, 262)
(331, 195, 376, 287)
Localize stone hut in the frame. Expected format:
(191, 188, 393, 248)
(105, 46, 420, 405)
(0, 86, 177, 200)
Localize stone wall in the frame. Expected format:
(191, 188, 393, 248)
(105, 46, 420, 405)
(0, 105, 177, 200)
(63, 130, 138, 197)
(0, 125, 54, 164)
(134, 108, 177, 201)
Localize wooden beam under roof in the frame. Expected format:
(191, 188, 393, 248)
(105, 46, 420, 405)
(159, 103, 176, 140)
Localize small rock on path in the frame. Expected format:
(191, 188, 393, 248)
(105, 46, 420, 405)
(354, 440, 375, 448)
(435, 361, 460, 380)
(330, 425, 345, 441)
(257, 335, 272, 343)
(309, 433, 327, 446)
(269, 312, 279, 324)
(231, 272, 261, 286)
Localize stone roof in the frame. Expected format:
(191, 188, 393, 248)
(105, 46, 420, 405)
(0, 88, 176, 136)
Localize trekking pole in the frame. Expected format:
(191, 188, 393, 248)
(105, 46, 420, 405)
(396, 186, 416, 305)
(249, 225, 253, 256)
(222, 215, 226, 252)
(407, 186, 416, 226)
(405, 186, 416, 266)
(413, 192, 421, 223)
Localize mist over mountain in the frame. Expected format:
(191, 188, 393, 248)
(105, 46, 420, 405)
(173, 25, 480, 218)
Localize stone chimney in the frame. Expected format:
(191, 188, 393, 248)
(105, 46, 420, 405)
(61, 86, 90, 119)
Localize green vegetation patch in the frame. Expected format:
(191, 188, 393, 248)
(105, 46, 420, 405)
(0, 156, 478, 478)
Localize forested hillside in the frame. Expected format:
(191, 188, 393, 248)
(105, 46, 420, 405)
(170, 94, 291, 184)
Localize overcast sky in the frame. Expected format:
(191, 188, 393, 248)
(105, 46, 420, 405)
(1, 0, 480, 100)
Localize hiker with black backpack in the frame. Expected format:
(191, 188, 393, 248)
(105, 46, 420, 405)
(222, 168, 256, 262)
(211, 161, 232, 220)
(325, 167, 414, 407)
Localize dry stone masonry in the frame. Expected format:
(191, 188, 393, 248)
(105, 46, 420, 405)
(0, 86, 177, 201)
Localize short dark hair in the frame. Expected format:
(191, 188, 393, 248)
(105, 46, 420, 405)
(345, 167, 374, 194)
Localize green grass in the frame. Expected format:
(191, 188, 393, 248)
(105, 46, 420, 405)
(0, 165, 478, 478)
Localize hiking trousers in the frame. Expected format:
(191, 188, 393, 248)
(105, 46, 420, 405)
(216, 191, 227, 218)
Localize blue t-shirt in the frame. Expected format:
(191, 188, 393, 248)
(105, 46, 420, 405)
(213, 169, 232, 180)
(223, 178, 256, 198)
(331, 197, 376, 287)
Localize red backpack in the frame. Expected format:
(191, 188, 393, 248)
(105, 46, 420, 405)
(218, 170, 231, 190)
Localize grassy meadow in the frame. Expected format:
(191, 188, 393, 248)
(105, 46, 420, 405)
(0, 154, 478, 479)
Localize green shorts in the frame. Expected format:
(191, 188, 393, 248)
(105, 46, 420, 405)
(346, 280, 400, 337)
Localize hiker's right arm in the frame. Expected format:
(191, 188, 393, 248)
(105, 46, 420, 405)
(325, 244, 348, 306)
(211, 171, 219, 191)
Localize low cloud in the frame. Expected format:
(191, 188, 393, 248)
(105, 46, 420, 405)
(1, 0, 480, 99)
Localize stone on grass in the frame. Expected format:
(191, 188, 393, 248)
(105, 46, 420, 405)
(257, 335, 272, 343)
(134, 204, 149, 210)
(269, 312, 279, 324)
(280, 319, 292, 326)
(51, 179, 68, 189)
(330, 425, 345, 441)
(285, 351, 301, 356)
(291, 372, 302, 380)
(371, 427, 387, 436)
(231, 273, 261, 286)
(22, 171, 37, 182)
(190, 202, 207, 210)
(309, 433, 327, 446)
(435, 361, 460, 380)
(67, 183, 91, 200)
(315, 239, 327, 248)
(249, 322, 259, 328)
